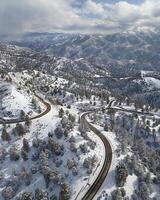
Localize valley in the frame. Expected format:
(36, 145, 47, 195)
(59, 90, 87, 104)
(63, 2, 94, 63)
(0, 30, 160, 200)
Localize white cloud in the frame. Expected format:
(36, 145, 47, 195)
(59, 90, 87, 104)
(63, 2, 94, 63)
(0, 0, 160, 35)
(113, 2, 141, 22)
(103, 0, 160, 32)
(0, 0, 95, 35)
(84, 0, 105, 16)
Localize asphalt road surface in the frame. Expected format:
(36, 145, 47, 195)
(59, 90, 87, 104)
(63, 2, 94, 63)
(81, 103, 113, 200)
(0, 92, 51, 124)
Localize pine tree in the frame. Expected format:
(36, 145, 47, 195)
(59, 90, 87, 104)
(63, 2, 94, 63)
(68, 114, 75, 123)
(20, 110, 25, 119)
(32, 98, 37, 109)
(20, 192, 32, 200)
(64, 129, 69, 138)
(152, 128, 156, 143)
(35, 188, 48, 200)
(55, 126, 64, 139)
(38, 106, 41, 114)
(116, 163, 128, 187)
(15, 123, 25, 136)
(1, 128, 10, 141)
(2, 186, 14, 200)
(23, 138, 30, 152)
(25, 115, 31, 127)
(104, 123, 108, 131)
(59, 183, 71, 200)
(9, 146, 20, 161)
(59, 108, 64, 118)
(139, 182, 150, 200)
(111, 188, 123, 200)
(21, 149, 29, 161)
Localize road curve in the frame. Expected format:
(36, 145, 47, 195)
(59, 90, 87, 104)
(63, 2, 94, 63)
(0, 93, 51, 125)
(80, 100, 160, 200)
(81, 111, 112, 200)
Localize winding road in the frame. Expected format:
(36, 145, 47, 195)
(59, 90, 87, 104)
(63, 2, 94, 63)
(80, 100, 160, 200)
(0, 86, 113, 199)
(0, 92, 51, 124)
(80, 101, 113, 200)
(1, 89, 158, 200)
(0, 76, 57, 125)
(81, 112, 112, 200)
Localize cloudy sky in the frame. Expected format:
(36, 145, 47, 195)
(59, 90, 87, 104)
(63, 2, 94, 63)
(0, 0, 160, 35)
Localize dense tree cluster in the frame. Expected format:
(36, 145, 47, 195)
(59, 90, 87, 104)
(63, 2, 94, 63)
(111, 188, 127, 200)
(59, 183, 71, 200)
(1, 128, 10, 141)
(9, 146, 20, 161)
(115, 163, 128, 187)
(48, 138, 64, 156)
(15, 123, 25, 137)
(83, 155, 98, 174)
(55, 126, 64, 139)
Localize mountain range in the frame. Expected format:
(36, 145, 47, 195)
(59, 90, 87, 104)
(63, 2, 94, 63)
(1, 29, 160, 77)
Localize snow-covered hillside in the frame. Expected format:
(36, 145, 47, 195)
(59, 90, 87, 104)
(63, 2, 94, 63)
(3, 30, 160, 74)
(0, 70, 111, 200)
(0, 30, 160, 200)
(0, 74, 45, 120)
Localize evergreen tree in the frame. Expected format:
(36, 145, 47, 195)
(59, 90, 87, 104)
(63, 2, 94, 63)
(35, 188, 49, 200)
(139, 182, 150, 200)
(32, 98, 37, 109)
(116, 163, 128, 187)
(19, 192, 32, 200)
(21, 149, 28, 161)
(68, 114, 75, 123)
(23, 138, 30, 152)
(15, 123, 25, 136)
(55, 126, 64, 139)
(59, 108, 64, 118)
(104, 123, 108, 131)
(111, 188, 123, 200)
(2, 186, 14, 200)
(20, 110, 25, 119)
(25, 115, 31, 127)
(59, 183, 71, 200)
(1, 128, 10, 141)
(9, 146, 20, 161)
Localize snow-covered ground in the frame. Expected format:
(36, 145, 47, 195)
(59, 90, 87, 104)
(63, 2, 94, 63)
(2, 85, 37, 119)
(143, 77, 160, 89)
(71, 128, 105, 200)
(1, 81, 45, 120)
(0, 72, 107, 199)
(0, 105, 60, 199)
(1, 69, 159, 199)
(92, 125, 137, 200)
(90, 101, 160, 199)
(141, 70, 160, 89)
